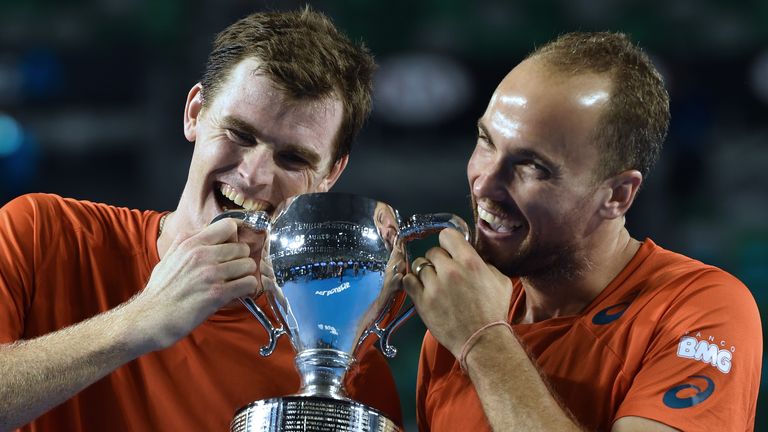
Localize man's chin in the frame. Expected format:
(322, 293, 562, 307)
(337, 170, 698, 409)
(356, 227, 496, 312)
(476, 237, 553, 278)
(476, 236, 521, 272)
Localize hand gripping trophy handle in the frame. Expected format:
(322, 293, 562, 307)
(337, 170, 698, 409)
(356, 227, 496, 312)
(210, 210, 286, 356)
(362, 213, 471, 357)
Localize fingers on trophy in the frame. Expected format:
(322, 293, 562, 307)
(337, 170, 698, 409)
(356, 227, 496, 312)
(414, 259, 436, 279)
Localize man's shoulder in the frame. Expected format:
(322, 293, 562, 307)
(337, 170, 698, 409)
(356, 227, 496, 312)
(4, 192, 114, 217)
(2, 192, 63, 214)
(1, 193, 70, 233)
(2, 193, 158, 245)
(636, 239, 747, 295)
(641, 239, 716, 273)
(593, 239, 759, 337)
(629, 239, 758, 326)
(6, 193, 149, 223)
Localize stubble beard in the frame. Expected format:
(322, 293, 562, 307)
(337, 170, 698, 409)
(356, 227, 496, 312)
(474, 223, 592, 284)
(470, 187, 597, 285)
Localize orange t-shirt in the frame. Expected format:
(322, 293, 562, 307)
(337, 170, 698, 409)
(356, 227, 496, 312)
(417, 239, 761, 431)
(0, 193, 402, 431)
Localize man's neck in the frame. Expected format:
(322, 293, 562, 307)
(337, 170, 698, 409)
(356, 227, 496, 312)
(515, 228, 640, 324)
(156, 211, 175, 259)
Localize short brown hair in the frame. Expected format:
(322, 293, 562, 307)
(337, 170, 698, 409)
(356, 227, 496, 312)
(528, 32, 670, 180)
(200, 7, 376, 162)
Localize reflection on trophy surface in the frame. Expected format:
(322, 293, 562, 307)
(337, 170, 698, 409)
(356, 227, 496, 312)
(212, 192, 469, 432)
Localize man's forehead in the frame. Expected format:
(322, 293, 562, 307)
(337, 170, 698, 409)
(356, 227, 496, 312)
(480, 63, 610, 163)
(217, 58, 340, 108)
(488, 66, 611, 128)
(499, 58, 611, 94)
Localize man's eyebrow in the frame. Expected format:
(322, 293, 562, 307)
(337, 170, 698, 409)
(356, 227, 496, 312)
(221, 115, 259, 137)
(221, 115, 323, 167)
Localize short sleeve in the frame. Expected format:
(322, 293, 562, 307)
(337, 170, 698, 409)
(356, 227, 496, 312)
(615, 271, 762, 431)
(0, 194, 41, 343)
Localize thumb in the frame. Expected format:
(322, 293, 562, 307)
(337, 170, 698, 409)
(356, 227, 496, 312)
(198, 218, 239, 245)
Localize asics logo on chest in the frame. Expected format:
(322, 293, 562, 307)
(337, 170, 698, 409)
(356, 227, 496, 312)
(591, 302, 631, 325)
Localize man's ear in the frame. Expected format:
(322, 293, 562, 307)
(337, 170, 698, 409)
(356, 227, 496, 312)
(317, 155, 350, 192)
(183, 83, 204, 142)
(598, 170, 643, 219)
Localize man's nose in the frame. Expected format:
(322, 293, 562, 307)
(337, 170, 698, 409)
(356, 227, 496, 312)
(239, 146, 277, 187)
(472, 158, 510, 201)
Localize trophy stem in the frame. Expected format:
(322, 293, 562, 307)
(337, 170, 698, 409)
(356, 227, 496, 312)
(295, 349, 354, 400)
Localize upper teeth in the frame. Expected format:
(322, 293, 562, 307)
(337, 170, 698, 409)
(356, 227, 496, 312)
(220, 184, 270, 212)
(477, 206, 521, 233)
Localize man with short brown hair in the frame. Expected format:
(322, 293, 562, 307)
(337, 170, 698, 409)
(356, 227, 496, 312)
(200, 8, 375, 162)
(406, 32, 761, 431)
(0, 8, 401, 431)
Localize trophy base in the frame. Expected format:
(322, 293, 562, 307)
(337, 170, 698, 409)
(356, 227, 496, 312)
(230, 395, 401, 432)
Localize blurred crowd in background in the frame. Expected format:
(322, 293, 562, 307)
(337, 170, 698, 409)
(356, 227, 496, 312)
(1, 0, 766, 430)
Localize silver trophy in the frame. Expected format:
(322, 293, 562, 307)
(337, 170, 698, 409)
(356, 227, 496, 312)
(211, 192, 469, 432)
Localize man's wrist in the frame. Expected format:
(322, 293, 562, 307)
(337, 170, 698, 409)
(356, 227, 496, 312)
(463, 324, 518, 374)
(110, 295, 163, 357)
(459, 321, 514, 372)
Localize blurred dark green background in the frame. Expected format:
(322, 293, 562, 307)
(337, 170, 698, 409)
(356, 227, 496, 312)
(1, 0, 766, 430)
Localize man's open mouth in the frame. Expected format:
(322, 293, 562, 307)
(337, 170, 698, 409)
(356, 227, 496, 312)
(477, 205, 523, 233)
(215, 183, 273, 213)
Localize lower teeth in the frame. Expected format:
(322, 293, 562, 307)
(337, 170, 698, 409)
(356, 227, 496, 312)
(489, 222, 516, 232)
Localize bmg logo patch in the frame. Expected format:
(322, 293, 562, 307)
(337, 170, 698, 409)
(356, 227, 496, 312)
(676, 336, 733, 374)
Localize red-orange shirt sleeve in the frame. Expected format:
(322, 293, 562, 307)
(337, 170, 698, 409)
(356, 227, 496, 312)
(614, 270, 762, 431)
(0, 194, 41, 343)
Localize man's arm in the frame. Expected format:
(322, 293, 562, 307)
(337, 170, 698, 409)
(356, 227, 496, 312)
(612, 417, 679, 431)
(460, 324, 583, 431)
(0, 219, 259, 430)
(1, 299, 150, 430)
(463, 325, 678, 431)
(404, 229, 581, 430)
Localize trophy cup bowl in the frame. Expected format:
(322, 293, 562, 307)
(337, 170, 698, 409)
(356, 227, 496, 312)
(212, 192, 469, 432)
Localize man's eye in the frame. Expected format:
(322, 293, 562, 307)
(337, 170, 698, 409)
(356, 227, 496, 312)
(519, 161, 551, 178)
(278, 152, 310, 168)
(476, 134, 495, 153)
(227, 129, 255, 145)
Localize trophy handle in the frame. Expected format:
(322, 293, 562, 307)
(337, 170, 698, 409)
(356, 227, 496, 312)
(398, 213, 471, 244)
(367, 213, 471, 358)
(210, 210, 286, 356)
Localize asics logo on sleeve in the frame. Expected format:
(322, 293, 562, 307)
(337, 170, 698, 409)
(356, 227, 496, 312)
(663, 375, 715, 408)
(591, 302, 631, 325)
